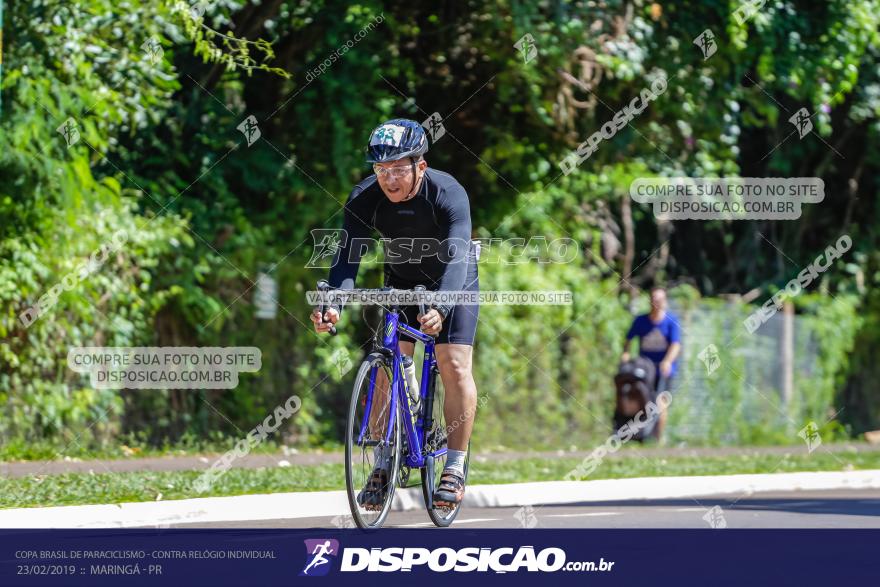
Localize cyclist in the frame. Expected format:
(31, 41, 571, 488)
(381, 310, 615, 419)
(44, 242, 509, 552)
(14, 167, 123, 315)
(310, 118, 479, 509)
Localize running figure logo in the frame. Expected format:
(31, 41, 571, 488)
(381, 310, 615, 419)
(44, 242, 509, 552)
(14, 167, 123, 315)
(141, 37, 164, 65)
(300, 538, 340, 577)
(697, 343, 721, 376)
(422, 112, 446, 143)
(798, 421, 822, 453)
(237, 114, 262, 147)
(513, 33, 538, 64)
(306, 229, 346, 268)
(693, 29, 717, 60)
(789, 108, 813, 139)
(56, 118, 80, 148)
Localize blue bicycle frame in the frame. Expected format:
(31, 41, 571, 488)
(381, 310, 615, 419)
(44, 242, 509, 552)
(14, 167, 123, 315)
(357, 306, 445, 470)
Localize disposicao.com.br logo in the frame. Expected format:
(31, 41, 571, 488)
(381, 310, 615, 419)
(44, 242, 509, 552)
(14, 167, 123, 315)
(300, 539, 340, 577)
(300, 538, 614, 575)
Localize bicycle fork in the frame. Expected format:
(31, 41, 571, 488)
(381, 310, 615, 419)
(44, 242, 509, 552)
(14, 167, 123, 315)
(421, 362, 440, 505)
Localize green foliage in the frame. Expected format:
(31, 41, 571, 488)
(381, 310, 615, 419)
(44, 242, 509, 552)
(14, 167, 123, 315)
(2, 0, 879, 456)
(666, 290, 861, 446)
(169, 1, 291, 78)
(0, 0, 189, 447)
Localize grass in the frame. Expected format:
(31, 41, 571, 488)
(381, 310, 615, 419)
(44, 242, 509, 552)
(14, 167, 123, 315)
(0, 438, 343, 463)
(3, 447, 878, 509)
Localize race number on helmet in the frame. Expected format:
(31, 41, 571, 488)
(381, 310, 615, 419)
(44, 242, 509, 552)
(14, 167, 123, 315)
(365, 118, 429, 163)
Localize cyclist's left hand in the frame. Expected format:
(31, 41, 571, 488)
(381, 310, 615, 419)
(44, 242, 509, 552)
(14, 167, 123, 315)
(418, 309, 443, 336)
(659, 360, 672, 377)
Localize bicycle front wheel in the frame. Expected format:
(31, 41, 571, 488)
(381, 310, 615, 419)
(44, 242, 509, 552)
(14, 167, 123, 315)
(344, 352, 402, 529)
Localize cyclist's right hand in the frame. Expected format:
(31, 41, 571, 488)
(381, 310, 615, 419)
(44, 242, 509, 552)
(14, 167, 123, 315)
(311, 307, 339, 334)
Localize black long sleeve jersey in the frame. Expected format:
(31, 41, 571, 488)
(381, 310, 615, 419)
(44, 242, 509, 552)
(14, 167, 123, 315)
(327, 168, 474, 317)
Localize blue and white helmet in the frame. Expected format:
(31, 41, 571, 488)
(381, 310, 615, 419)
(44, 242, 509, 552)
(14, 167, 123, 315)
(365, 118, 429, 163)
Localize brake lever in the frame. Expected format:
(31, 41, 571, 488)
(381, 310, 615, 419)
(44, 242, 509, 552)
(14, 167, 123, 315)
(315, 280, 338, 336)
(414, 285, 427, 318)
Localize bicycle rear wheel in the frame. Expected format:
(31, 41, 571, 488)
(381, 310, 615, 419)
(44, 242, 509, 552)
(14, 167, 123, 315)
(420, 370, 469, 527)
(345, 353, 402, 529)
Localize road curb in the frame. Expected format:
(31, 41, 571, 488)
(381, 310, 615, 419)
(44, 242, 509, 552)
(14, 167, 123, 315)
(2, 470, 878, 528)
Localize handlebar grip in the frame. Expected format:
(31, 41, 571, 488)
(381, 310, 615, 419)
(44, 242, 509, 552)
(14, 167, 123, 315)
(414, 285, 427, 317)
(316, 280, 338, 336)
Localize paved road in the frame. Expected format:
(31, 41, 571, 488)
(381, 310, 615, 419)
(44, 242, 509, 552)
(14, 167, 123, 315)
(174, 489, 880, 529)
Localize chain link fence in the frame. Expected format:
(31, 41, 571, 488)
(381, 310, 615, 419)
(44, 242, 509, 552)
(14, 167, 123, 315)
(667, 299, 826, 444)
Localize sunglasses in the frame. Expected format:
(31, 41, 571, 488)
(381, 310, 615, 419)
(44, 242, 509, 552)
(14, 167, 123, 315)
(373, 164, 415, 179)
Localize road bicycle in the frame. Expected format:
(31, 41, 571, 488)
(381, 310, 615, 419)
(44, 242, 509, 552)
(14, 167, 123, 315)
(315, 280, 469, 529)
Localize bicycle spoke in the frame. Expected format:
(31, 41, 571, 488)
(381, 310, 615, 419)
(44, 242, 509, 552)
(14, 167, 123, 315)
(345, 355, 401, 528)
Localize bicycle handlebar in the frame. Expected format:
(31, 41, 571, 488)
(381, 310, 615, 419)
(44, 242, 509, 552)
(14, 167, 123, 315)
(315, 280, 338, 336)
(314, 283, 433, 334)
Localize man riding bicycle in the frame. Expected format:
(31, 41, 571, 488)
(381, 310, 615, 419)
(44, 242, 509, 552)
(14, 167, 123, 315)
(310, 118, 479, 508)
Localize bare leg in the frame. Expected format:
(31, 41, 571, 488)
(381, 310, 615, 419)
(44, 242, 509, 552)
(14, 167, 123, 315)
(369, 368, 390, 439)
(435, 344, 477, 452)
(398, 341, 415, 358)
(654, 379, 671, 442)
(656, 409, 667, 440)
(369, 341, 415, 438)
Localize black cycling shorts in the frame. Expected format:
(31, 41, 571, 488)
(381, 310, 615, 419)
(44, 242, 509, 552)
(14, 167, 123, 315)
(385, 250, 480, 346)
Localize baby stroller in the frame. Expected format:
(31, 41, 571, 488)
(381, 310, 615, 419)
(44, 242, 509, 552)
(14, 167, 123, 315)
(613, 357, 659, 441)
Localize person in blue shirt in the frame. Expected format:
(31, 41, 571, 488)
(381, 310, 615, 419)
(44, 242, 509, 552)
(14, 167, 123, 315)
(620, 286, 682, 440)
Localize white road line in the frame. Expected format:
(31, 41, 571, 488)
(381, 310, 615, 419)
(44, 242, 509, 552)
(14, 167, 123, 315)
(397, 518, 498, 528)
(450, 518, 499, 524)
(544, 512, 621, 518)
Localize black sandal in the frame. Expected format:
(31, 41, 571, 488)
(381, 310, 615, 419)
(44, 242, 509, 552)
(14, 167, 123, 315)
(433, 470, 465, 508)
(357, 468, 389, 511)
